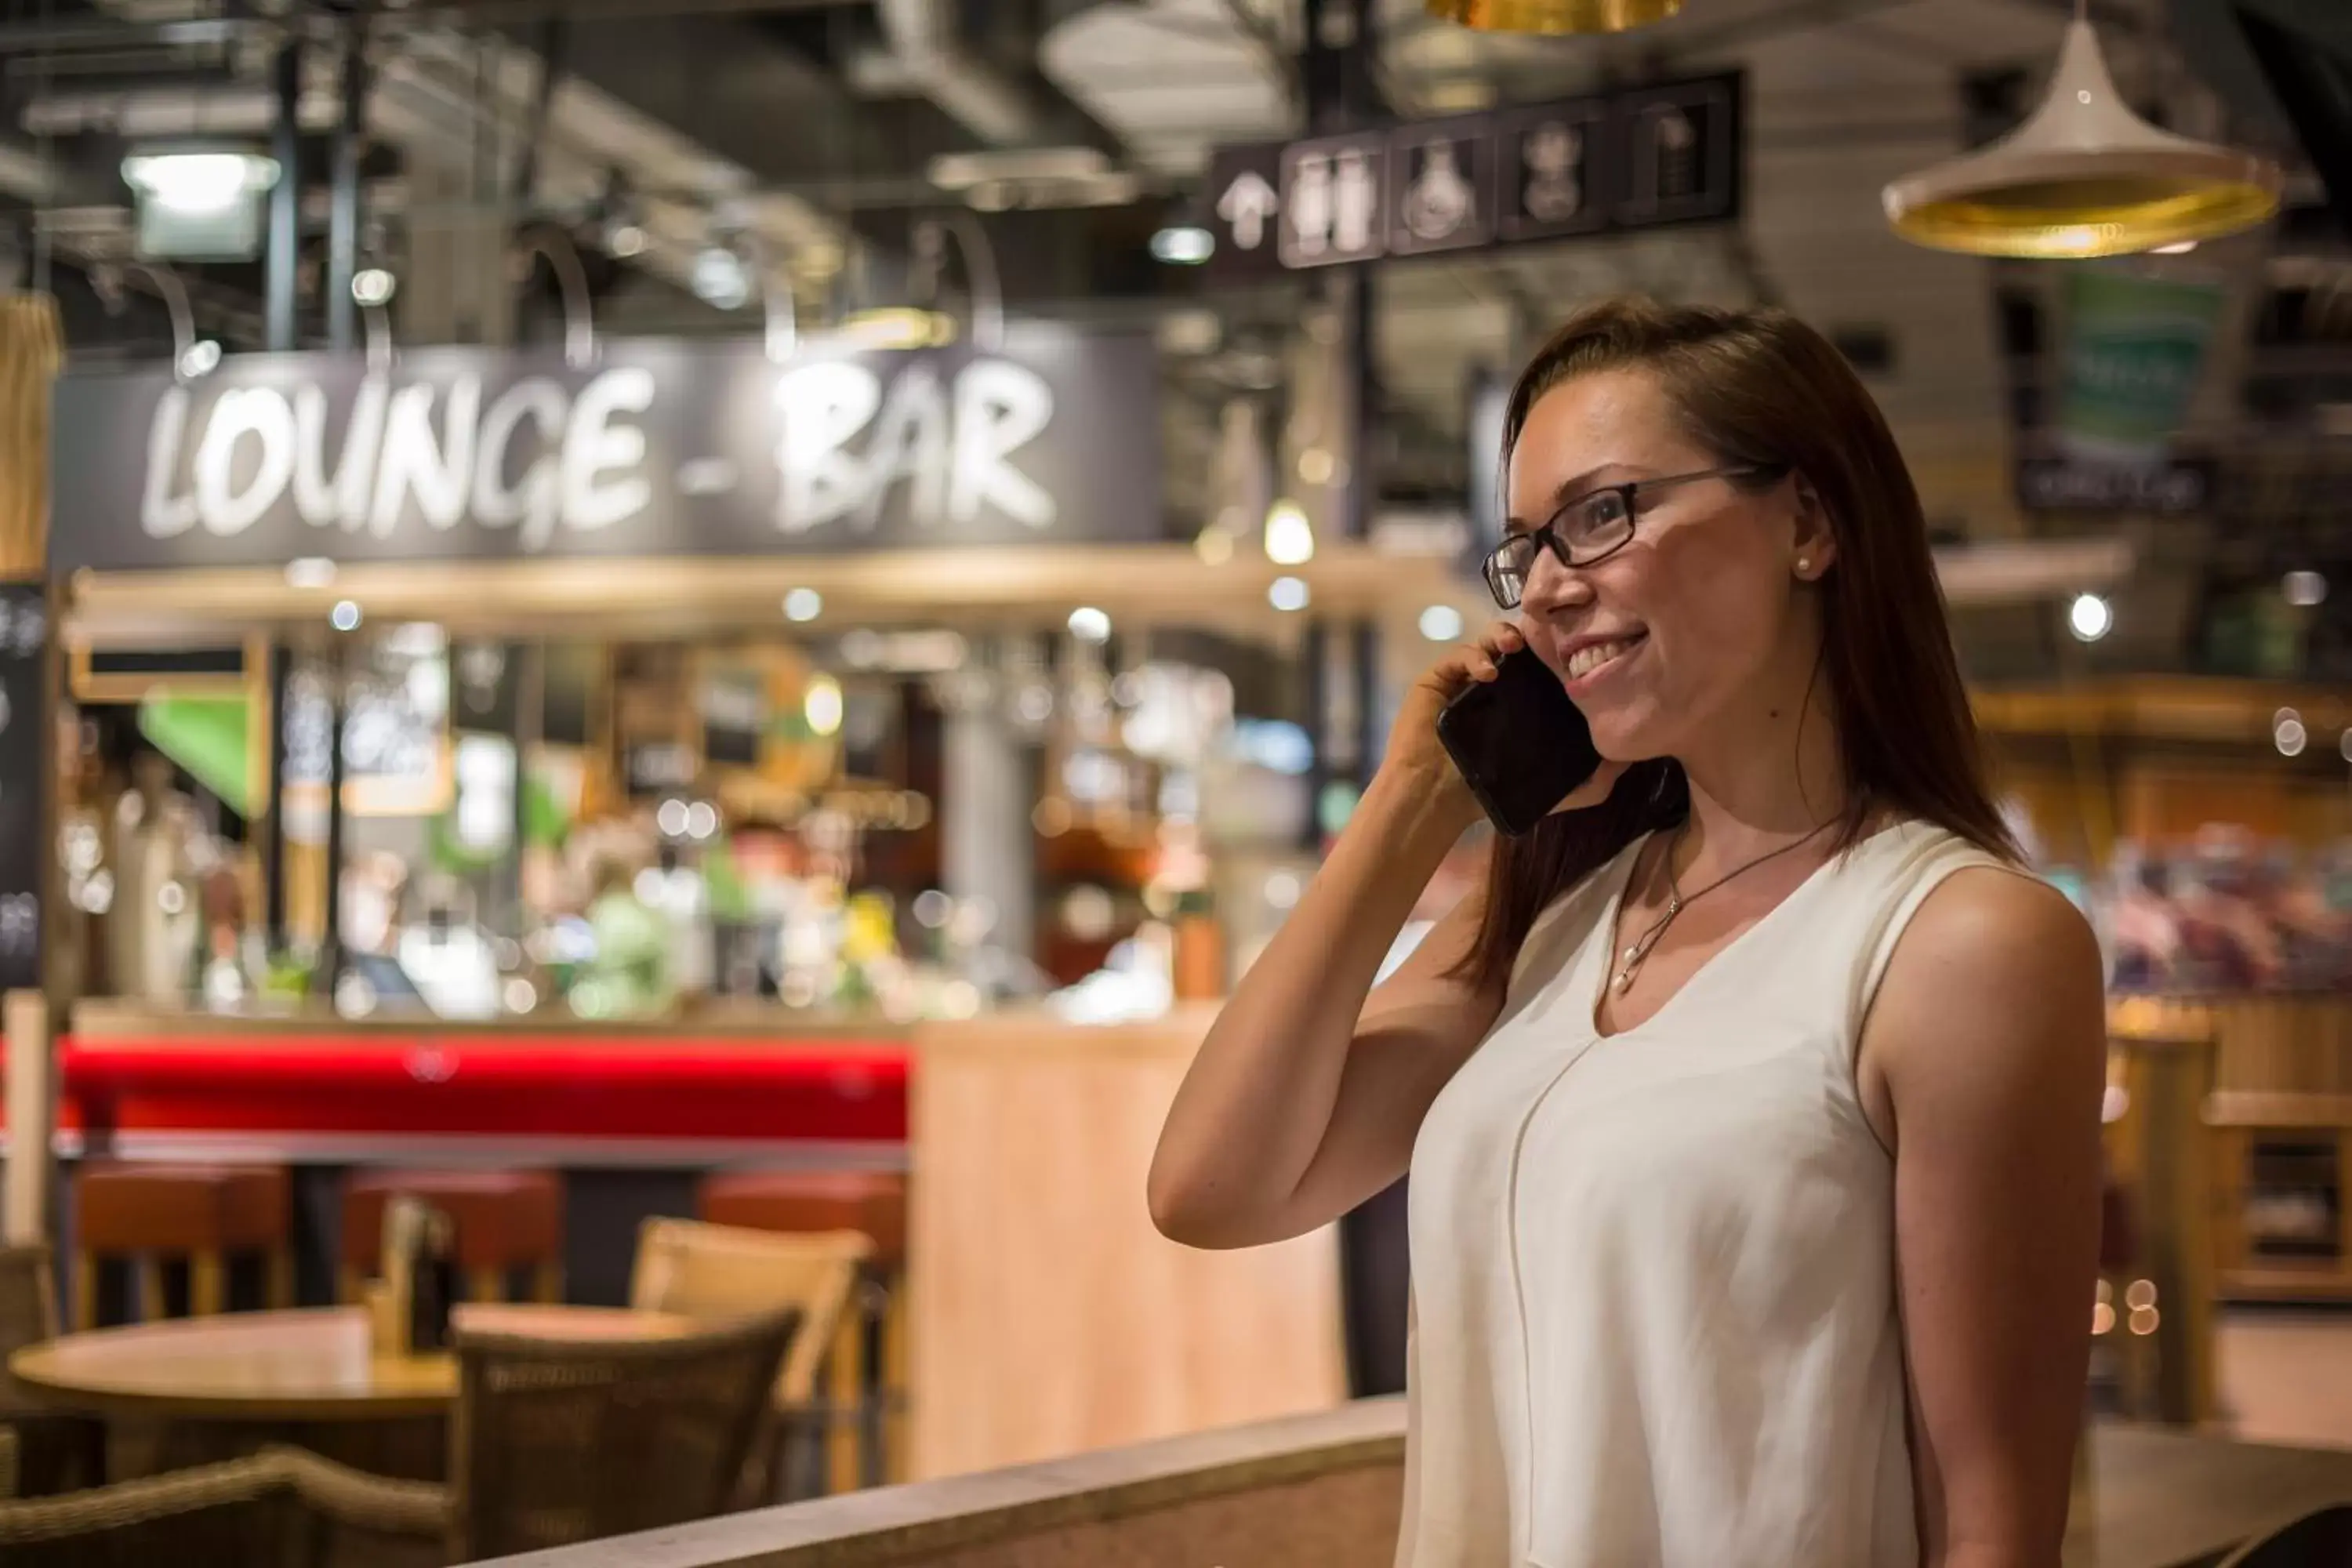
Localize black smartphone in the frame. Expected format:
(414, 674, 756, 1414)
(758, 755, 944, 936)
(1435, 645, 1603, 837)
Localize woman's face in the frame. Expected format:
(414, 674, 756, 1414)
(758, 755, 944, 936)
(1504, 366, 1827, 762)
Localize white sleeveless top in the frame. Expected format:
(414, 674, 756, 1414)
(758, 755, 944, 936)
(1398, 820, 2009, 1568)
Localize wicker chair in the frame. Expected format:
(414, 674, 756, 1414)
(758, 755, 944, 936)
(628, 1218, 869, 1501)
(0, 1444, 446, 1568)
(2214, 1502, 2352, 1568)
(446, 1303, 799, 1559)
(0, 1244, 104, 1497)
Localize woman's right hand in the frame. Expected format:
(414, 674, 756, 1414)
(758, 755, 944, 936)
(1380, 619, 1625, 830)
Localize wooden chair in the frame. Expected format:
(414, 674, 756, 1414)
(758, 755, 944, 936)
(0, 1444, 445, 1568)
(0, 1245, 103, 1497)
(71, 1163, 292, 1327)
(628, 1218, 871, 1501)
(698, 1170, 908, 1488)
(2215, 1503, 2352, 1568)
(435, 1304, 798, 1560)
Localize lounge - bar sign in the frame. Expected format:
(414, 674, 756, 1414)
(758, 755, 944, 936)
(50, 325, 1162, 573)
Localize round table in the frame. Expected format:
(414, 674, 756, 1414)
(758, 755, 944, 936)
(9, 1304, 694, 1436)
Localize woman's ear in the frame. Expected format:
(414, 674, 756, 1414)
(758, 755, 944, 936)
(1789, 472, 1837, 581)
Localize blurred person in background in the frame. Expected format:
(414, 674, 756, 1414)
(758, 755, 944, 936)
(1152, 300, 2107, 1568)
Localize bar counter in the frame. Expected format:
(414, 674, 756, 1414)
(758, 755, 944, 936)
(11, 999, 1352, 1478)
(54, 1000, 911, 1167)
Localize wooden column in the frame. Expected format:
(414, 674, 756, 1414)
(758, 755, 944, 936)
(2105, 1026, 2220, 1424)
(0, 296, 61, 579)
(909, 1008, 1348, 1479)
(2, 990, 53, 1243)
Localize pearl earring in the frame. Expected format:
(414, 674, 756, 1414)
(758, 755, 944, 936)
(1796, 557, 1812, 576)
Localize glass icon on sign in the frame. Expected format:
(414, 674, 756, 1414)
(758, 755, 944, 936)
(1523, 123, 1583, 223)
(1403, 141, 1472, 242)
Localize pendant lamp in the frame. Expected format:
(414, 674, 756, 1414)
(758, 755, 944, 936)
(1424, 0, 1680, 34)
(1883, 13, 2280, 260)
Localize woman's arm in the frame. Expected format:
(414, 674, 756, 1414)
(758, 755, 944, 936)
(1864, 869, 2108, 1568)
(1146, 768, 1502, 1250)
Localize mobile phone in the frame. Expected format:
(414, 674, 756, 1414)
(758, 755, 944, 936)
(1435, 644, 1603, 837)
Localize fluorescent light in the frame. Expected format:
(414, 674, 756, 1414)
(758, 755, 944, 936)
(2067, 592, 2112, 642)
(1068, 606, 1112, 643)
(122, 150, 280, 216)
(927, 146, 1109, 192)
(1150, 224, 1214, 265)
(1269, 575, 1310, 612)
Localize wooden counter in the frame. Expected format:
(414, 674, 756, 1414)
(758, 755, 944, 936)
(907, 1007, 1348, 1480)
(456, 1404, 2352, 1568)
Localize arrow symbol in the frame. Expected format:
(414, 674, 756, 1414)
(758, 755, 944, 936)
(1218, 171, 1278, 250)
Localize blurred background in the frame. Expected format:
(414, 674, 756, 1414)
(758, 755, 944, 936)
(0, 0, 2344, 1563)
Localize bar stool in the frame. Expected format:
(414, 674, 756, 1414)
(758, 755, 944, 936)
(71, 1164, 292, 1329)
(339, 1171, 564, 1308)
(699, 1170, 906, 1490)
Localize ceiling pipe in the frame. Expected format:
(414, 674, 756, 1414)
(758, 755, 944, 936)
(868, 0, 1041, 145)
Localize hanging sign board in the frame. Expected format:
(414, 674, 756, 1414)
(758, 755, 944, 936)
(50, 326, 1162, 573)
(1207, 70, 1743, 283)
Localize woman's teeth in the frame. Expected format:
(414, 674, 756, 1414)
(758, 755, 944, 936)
(1566, 637, 1641, 680)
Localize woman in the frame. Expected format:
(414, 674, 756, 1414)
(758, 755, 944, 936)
(1149, 299, 2106, 1568)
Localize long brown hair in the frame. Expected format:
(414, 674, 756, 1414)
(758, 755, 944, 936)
(1454, 298, 2016, 996)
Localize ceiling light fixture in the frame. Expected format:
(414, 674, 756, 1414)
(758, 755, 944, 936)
(691, 245, 751, 311)
(1882, 16, 2280, 259)
(1264, 500, 1316, 567)
(1424, 0, 1679, 32)
(2067, 591, 2114, 642)
(121, 150, 280, 216)
(350, 267, 396, 307)
(1151, 223, 1215, 266)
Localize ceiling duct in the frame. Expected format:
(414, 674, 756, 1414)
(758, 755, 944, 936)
(859, 0, 1040, 145)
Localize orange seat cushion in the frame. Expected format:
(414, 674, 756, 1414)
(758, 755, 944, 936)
(340, 1170, 564, 1273)
(698, 1171, 906, 1269)
(75, 1164, 289, 1255)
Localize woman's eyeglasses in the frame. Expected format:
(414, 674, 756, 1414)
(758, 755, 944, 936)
(1480, 463, 1788, 609)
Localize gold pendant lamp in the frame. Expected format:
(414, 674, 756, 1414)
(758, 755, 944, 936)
(1882, 11, 2281, 260)
(1425, 0, 1682, 34)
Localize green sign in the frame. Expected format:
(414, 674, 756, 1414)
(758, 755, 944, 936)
(2059, 268, 2224, 462)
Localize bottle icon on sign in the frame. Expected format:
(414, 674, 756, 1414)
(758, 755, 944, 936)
(1403, 140, 1472, 242)
(1333, 148, 1377, 256)
(1632, 106, 1700, 208)
(1290, 154, 1334, 259)
(1523, 123, 1583, 223)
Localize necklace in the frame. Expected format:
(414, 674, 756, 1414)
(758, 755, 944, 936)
(1612, 819, 1835, 993)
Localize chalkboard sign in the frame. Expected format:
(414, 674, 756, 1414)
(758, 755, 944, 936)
(0, 585, 47, 993)
(623, 740, 696, 799)
(699, 668, 766, 770)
